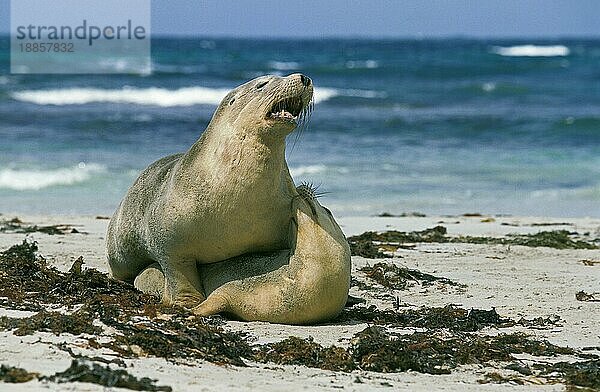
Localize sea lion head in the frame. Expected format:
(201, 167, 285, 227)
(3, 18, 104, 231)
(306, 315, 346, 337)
(212, 73, 314, 139)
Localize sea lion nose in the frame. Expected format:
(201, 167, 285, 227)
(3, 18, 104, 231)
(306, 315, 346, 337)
(299, 74, 311, 87)
(291, 73, 311, 87)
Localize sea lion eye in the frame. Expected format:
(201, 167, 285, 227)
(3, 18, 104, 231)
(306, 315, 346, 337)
(256, 81, 268, 90)
(229, 98, 235, 105)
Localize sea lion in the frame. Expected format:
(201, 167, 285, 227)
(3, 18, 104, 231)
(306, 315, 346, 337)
(107, 73, 314, 308)
(135, 187, 351, 324)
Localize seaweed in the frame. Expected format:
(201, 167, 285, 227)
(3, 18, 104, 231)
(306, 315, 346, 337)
(0, 240, 254, 367)
(336, 305, 509, 332)
(0, 365, 38, 383)
(349, 238, 389, 258)
(499, 231, 597, 250)
(0, 239, 596, 388)
(581, 259, 600, 266)
(0, 309, 101, 336)
(348, 226, 448, 258)
(349, 226, 448, 245)
(531, 222, 574, 227)
(256, 327, 579, 376)
(576, 291, 600, 302)
(354, 328, 576, 374)
(359, 262, 464, 290)
(545, 360, 600, 389)
(254, 337, 354, 372)
(43, 360, 172, 391)
(487, 359, 600, 389)
(0, 217, 83, 235)
(0, 358, 172, 391)
(478, 372, 526, 385)
(348, 226, 598, 258)
(377, 212, 426, 217)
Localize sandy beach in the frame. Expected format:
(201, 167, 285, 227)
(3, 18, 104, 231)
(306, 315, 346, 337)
(2, 2, 599, 390)
(1, 212, 598, 391)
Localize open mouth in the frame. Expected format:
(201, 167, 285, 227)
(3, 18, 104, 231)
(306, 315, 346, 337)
(268, 96, 307, 122)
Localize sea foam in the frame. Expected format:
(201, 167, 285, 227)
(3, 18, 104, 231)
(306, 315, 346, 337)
(289, 164, 327, 176)
(11, 86, 373, 106)
(268, 61, 300, 71)
(491, 45, 570, 57)
(0, 163, 105, 190)
(11, 87, 231, 107)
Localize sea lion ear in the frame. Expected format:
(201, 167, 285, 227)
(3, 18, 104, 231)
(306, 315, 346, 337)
(322, 206, 334, 218)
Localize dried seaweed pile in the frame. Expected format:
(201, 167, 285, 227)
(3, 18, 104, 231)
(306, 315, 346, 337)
(0, 240, 598, 390)
(0, 240, 253, 366)
(348, 226, 599, 258)
(0, 217, 82, 235)
(359, 262, 464, 290)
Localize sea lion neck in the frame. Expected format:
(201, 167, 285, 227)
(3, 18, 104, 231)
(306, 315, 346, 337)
(183, 123, 289, 185)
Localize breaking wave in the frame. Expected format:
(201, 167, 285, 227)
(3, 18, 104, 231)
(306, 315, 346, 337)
(289, 165, 327, 176)
(0, 163, 105, 190)
(11, 86, 382, 107)
(491, 45, 570, 57)
(11, 87, 231, 107)
(268, 61, 300, 71)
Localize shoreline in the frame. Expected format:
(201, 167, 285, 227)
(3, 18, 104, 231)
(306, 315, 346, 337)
(0, 212, 599, 390)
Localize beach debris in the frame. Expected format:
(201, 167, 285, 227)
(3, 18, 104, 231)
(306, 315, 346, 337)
(359, 262, 464, 290)
(377, 212, 426, 217)
(0, 240, 253, 366)
(0, 359, 172, 391)
(348, 226, 448, 258)
(514, 315, 562, 329)
(542, 359, 600, 389)
(348, 226, 598, 256)
(348, 238, 390, 258)
(0, 365, 39, 383)
(0, 217, 84, 235)
(500, 230, 598, 249)
(580, 259, 600, 266)
(345, 295, 366, 307)
(256, 327, 583, 376)
(255, 336, 354, 372)
(336, 304, 509, 332)
(575, 291, 600, 302)
(0, 239, 597, 388)
(42, 360, 173, 391)
(478, 372, 529, 385)
(530, 222, 574, 227)
(351, 226, 448, 244)
(0, 309, 101, 336)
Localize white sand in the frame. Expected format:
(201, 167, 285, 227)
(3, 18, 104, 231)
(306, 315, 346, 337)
(0, 212, 598, 391)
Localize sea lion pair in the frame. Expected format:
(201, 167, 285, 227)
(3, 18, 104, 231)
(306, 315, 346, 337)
(106, 74, 351, 324)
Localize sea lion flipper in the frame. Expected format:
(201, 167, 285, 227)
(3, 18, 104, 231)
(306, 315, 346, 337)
(134, 262, 165, 298)
(192, 290, 230, 317)
(160, 259, 206, 308)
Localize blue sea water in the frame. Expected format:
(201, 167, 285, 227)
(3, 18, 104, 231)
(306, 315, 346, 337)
(0, 37, 599, 217)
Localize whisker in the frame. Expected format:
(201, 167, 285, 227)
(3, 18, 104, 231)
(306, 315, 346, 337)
(290, 97, 313, 153)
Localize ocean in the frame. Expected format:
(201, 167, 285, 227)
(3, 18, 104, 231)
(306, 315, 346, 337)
(0, 37, 599, 218)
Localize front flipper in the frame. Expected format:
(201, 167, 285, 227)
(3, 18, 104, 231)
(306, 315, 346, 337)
(135, 260, 206, 308)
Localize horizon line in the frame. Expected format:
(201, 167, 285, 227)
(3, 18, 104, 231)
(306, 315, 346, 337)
(0, 32, 599, 40)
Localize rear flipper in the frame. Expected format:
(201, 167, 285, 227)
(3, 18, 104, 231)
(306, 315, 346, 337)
(134, 250, 289, 307)
(134, 261, 206, 308)
(134, 262, 165, 299)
